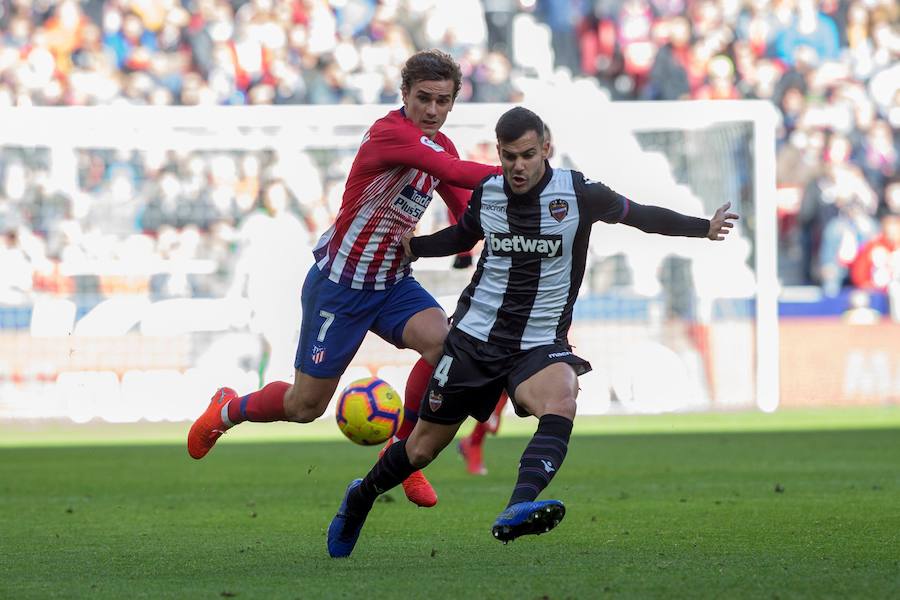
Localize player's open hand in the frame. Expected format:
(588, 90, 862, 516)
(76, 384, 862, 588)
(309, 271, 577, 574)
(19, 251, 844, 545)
(707, 202, 739, 241)
(401, 231, 417, 260)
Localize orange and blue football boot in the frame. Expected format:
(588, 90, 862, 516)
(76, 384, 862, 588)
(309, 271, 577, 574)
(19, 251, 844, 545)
(187, 387, 238, 459)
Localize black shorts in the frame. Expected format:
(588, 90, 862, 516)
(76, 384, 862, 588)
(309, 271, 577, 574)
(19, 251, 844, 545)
(419, 328, 592, 425)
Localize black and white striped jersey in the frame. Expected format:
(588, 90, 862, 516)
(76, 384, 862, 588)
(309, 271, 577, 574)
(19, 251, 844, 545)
(413, 165, 628, 350)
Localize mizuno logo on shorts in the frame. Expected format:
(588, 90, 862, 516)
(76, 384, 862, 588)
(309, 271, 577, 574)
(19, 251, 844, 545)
(488, 233, 563, 258)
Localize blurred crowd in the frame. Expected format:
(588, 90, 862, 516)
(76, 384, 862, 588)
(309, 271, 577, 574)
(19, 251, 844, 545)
(0, 0, 899, 306)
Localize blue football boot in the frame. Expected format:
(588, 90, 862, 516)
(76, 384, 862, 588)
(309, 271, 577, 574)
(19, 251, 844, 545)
(491, 500, 566, 543)
(327, 479, 368, 558)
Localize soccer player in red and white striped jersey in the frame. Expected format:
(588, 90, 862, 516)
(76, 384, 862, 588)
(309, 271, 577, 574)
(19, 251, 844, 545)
(312, 102, 488, 289)
(188, 50, 500, 508)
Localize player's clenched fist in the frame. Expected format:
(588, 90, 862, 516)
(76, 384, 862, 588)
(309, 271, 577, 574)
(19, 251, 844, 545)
(401, 230, 417, 260)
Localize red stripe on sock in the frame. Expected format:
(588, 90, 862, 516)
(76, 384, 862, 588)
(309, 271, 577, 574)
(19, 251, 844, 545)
(229, 381, 289, 423)
(396, 357, 433, 439)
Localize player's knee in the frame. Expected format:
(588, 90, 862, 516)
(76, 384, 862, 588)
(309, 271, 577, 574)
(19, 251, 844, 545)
(421, 343, 444, 366)
(415, 318, 450, 365)
(419, 332, 447, 365)
(542, 395, 577, 421)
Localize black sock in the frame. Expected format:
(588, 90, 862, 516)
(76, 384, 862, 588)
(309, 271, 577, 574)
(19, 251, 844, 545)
(507, 414, 573, 507)
(347, 440, 415, 516)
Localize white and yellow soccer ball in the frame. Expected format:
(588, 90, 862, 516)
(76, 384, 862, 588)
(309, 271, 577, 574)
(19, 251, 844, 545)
(335, 377, 403, 446)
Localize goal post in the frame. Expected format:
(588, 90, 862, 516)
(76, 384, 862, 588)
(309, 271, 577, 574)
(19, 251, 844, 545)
(616, 99, 779, 414)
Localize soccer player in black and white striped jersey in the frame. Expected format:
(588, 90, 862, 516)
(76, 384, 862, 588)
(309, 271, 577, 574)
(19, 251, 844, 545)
(326, 106, 739, 557)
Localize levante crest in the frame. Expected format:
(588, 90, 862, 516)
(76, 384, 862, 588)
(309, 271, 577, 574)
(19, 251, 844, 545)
(428, 390, 443, 412)
(549, 199, 568, 222)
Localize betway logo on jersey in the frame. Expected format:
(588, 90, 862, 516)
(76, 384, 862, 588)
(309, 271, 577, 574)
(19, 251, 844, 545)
(488, 233, 563, 258)
(392, 184, 433, 219)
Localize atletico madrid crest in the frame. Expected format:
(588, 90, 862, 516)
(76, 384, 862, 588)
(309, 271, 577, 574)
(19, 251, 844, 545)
(311, 345, 326, 364)
(549, 199, 568, 222)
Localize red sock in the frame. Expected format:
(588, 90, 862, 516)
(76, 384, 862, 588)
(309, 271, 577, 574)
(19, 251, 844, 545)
(486, 393, 506, 434)
(229, 381, 289, 424)
(469, 421, 488, 446)
(396, 357, 433, 440)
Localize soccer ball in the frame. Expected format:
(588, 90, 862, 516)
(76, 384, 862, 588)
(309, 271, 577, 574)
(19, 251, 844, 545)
(335, 377, 403, 446)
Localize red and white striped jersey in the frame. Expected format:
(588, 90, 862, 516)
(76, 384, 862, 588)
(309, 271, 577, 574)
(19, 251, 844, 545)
(312, 108, 500, 290)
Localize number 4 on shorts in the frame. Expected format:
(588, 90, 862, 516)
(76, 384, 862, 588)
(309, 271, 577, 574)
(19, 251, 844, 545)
(433, 354, 453, 387)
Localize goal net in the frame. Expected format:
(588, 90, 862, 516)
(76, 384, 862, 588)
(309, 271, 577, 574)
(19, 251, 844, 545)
(0, 95, 777, 422)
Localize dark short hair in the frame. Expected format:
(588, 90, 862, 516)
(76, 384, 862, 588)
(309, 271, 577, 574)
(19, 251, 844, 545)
(401, 50, 462, 100)
(495, 107, 545, 144)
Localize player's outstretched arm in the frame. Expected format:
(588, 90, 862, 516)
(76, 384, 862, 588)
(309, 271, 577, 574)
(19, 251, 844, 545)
(620, 200, 738, 239)
(370, 125, 500, 190)
(581, 175, 738, 239)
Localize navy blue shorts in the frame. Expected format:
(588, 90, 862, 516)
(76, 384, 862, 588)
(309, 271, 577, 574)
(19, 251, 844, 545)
(294, 266, 441, 378)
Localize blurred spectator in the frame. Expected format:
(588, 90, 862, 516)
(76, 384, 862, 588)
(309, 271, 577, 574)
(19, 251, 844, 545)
(0, 230, 34, 305)
(771, 0, 840, 66)
(471, 51, 520, 102)
(734, 0, 781, 57)
(850, 211, 900, 291)
(643, 16, 691, 100)
(483, 0, 517, 53)
(854, 120, 898, 197)
(693, 54, 740, 100)
(104, 10, 159, 71)
(841, 288, 881, 324)
(797, 131, 879, 287)
(535, 0, 583, 73)
(817, 197, 878, 296)
(617, 0, 656, 89)
(883, 178, 900, 216)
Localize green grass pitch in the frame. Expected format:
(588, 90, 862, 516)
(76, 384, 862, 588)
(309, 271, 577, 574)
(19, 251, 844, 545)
(1, 407, 898, 599)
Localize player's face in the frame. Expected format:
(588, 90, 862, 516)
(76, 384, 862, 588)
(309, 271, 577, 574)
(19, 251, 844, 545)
(497, 130, 550, 195)
(402, 79, 455, 139)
